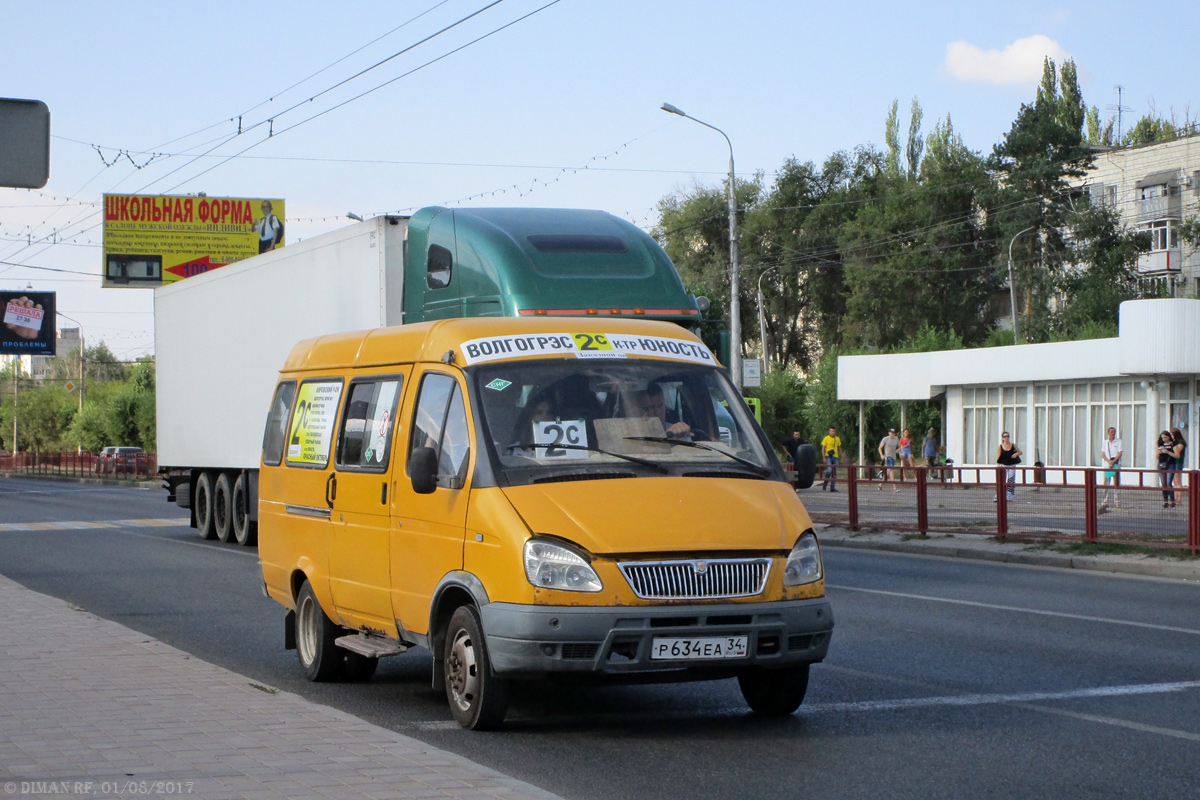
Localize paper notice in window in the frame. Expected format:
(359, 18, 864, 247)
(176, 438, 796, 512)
(4, 302, 44, 332)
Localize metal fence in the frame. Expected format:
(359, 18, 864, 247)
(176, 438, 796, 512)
(0, 452, 158, 481)
(802, 464, 1200, 555)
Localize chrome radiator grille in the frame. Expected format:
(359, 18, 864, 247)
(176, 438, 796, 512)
(618, 558, 771, 600)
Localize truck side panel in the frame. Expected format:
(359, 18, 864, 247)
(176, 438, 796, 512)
(154, 217, 407, 470)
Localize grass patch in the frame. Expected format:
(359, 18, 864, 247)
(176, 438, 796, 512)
(1023, 540, 1198, 560)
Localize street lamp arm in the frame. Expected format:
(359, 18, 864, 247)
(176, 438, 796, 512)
(1006, 226, 1037, 345)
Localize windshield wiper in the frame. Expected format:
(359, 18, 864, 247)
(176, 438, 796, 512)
(623, 436, 772, 476)
(506, 442, 669, 474)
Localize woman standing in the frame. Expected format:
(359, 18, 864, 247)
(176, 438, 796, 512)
(1157, 430, 1176, 508)
(898, 428, 914, 481)
(1167, 428, 1187, 509)
(996, 432, 1022, 502)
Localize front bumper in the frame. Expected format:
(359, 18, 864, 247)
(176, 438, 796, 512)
(480, 597, 833, 678)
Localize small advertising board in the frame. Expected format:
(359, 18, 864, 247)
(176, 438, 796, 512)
(102, 194, 285, 288)
(1, 290, 56, 356)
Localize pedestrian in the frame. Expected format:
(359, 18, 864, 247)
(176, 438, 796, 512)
(922, 428, 939, 468)
(820, 426, 842, 491)
(781, 430, 805, 465)
(1166, 427, 1187, 509)
(1157, 430, 1176, 508)
(995, 431, 1022, 502)
(898, 428, 915, 481)
(878, 428, 900, 491)
(1098, 426, 1123, 512)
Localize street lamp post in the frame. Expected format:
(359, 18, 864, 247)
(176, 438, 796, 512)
(661, 102, 742, 387)
(756, 265, 780, 371)
(1007, 226, 1036, 345)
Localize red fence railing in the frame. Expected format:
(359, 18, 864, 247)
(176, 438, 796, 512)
(0, 452, 158, 481)
(803, 464, 1200, 555)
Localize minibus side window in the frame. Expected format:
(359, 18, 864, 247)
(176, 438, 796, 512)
(285, 379, 344, 468)
(336, 378, 402, 470)
(262, 381, 296, 466)
(409, 373, 471, 489)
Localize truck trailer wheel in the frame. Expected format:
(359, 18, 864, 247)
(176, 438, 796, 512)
(231, 473, 256, 547)
(213, 473, 234, 544)
(443, 605, 509, 730)
(737, 663, 810, 716)
(194, 472, 216, 540)
(296, 581, 341, 682)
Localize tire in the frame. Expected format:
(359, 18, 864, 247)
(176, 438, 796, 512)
(341, 652, 379, 682)
(194, 472, 216, 540)
(296, 581, 341, 682)
(738, 663, 810, 716)
(231, 472, 257, 547)
(213, 473, 234, 544)
(443, 605, 509, 730)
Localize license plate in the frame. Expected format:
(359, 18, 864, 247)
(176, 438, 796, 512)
(650, 635, 748, 660)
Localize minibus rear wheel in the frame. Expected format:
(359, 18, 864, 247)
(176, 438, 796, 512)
(296, 581, 341, 682)
(443, 605, 509, 730)
(737, 663, 810, 716)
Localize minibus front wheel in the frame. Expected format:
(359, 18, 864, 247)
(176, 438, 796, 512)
(443, 605, 509, 730)
(737, 663, 810, 716)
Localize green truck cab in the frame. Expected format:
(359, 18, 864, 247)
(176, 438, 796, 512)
(403, 206, 703, 326)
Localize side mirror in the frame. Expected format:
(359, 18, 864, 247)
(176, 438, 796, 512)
(794, 443, 817, 490)
(409, 446, 439, 494)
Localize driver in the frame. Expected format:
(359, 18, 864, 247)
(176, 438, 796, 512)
(638, 383, 692, 440)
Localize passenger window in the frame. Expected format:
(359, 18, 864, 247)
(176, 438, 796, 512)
(427, 244, 452, 290)
(285, 379, 344, 468)
(336, 378, 402, 470)
(262, 382, 296, 466)
(409, 373, 471, 489)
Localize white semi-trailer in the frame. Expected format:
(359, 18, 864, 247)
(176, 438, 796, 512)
(155, 207, 703, 545)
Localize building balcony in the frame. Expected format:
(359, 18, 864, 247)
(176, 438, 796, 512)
(1136, 249, 1180, 274)
(1136, 194, 1181, 222)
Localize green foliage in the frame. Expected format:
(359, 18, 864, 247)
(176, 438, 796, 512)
(0, 353, 155, 453)
(744, 367, 806, 453)
(1122, 115, 1179, 147)
(1051, 200, 1149, 338)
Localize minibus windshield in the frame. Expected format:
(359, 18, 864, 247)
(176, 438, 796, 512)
(472, 359, 776, 484)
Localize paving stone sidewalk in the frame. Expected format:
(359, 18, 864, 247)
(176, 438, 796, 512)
(0, 574, 561, 800)
(817, 525, 1200, 582)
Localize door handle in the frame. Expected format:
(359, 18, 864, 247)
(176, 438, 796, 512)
(326, 472, 337, 508)
(381, 481, 388, 505)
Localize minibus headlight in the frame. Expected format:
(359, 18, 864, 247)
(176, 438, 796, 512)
(783, 531, 823, 586)
(523, 540, 603, 593)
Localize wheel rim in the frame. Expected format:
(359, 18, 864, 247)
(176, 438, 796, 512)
(297, 595, 317, 666)
(196, 483, 210, 527)
(215, 491, 228, 528)
(446, 627, 480, 713)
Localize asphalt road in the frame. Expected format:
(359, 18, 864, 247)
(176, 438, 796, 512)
(3, 475, 1199, 800)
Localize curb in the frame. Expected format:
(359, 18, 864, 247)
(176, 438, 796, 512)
(817, 527, 1200, 582)
(0, 472, 159, 489)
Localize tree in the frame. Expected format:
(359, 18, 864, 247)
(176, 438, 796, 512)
(839, 105, 996, 351)
(988, 57, 1094, 342)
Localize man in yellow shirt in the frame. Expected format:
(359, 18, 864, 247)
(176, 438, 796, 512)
(820, 426, 842, 491)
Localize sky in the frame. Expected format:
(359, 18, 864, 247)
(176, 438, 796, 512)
(2, 0, 1197, 361)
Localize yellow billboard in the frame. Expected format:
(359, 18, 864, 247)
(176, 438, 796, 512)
(102, 194, 285, 287)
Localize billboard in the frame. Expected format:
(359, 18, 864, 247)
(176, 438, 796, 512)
(1, 290, 56, 356)
(102, 194, 285, 288)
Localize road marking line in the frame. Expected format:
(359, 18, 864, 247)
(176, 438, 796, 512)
(829, 584, 1200, 636)
(0, 517, 188, 532)
(807, 680, 1200, 713)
